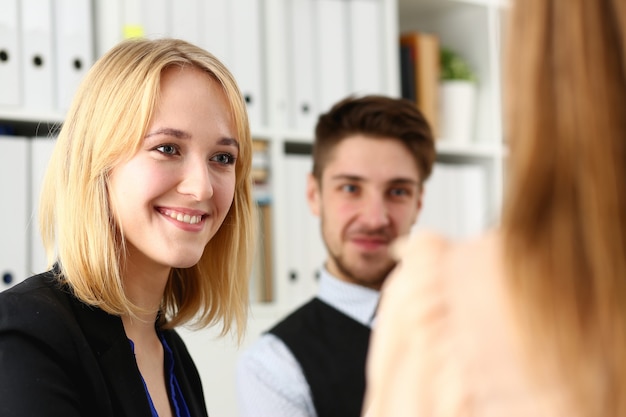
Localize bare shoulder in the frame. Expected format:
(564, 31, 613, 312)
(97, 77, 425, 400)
(441, 229, 504, 297)
(390, 230, 502, 281)
(446, 230, 502, 273)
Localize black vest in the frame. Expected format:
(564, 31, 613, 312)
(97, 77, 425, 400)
(268, 298, 371, 417)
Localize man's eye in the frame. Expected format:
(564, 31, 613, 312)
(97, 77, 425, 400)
(156, 144, 178, 155)
(390, 188, 410, 197)
(341, 184, 358, 193)
(212, 153, 236, 165)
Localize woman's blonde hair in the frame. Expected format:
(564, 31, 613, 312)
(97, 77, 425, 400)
(502, 0, 626, 413)
(39, 38, 255, 340)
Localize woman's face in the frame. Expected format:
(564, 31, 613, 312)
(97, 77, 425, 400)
(108, 65, 238, 275)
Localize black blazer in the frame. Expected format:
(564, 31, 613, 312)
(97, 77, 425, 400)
(0, 271, 209, 417)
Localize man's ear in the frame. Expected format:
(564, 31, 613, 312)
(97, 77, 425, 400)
(306, 173, 321, 217)
(417, 186, 424, 213)
(411, 186, 424, 226)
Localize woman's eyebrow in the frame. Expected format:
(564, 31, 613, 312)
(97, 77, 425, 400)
(218, 137, 240, 150)
(145, 127, 191, 139)
(145, 128, 239, 150)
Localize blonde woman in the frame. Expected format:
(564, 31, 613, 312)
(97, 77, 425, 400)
(0, 38, 255, 417)
(364, 0, 626, 415)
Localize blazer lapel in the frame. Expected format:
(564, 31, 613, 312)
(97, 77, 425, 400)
(69, 295, 153, 417)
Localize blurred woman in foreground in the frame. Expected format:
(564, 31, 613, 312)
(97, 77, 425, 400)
(364, 0, 626, 415)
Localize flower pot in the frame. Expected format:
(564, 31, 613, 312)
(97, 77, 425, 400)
(439, 80, 477, 143)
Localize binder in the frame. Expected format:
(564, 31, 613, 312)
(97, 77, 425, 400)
(54, 0, 94, 113)
(287, 0, 317, 132)
(200, 0, 230, 63)
(284, 154, 322, 308)
(121, 0, 169, 40)
(413, 162, 451, 237)
(94, 0, 123, 56)
(141, 0, 169, 39)
(171, 0, 201, 45)
(301, 158, 323, 302)
(121, 0, 143, 38)
(21, 0, 55, 111)
(284, 154, 309, 308)
(314, 0, 350, 113)
(348, 0, 384, 95)
(413, 162, 488, 239)
(229, 0, 264, 129)
(29, 136, 57, 276)
(454, 163, 488, 237)
(0, 0, 21, 107)
(305, 199, 325, 296)
(0, 136, 29, 290)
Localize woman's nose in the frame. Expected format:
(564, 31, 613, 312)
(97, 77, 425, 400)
(178, 158, 214, 201)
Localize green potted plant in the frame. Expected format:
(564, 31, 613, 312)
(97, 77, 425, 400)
(439, 47, 477, 143)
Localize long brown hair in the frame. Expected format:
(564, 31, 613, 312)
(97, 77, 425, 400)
(502, 0, 626, 413)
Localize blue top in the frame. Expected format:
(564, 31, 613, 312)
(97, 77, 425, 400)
(129, 333, 192, 417)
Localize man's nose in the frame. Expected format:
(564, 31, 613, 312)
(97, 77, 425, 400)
(360, 194, 390, 228)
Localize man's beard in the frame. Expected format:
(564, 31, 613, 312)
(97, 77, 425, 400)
(328, 250, 396, 290)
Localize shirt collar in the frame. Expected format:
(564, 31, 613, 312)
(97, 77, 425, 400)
(317, 267, 380, 327)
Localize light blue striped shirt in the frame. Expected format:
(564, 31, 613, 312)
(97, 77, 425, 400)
(236, 268, 380, 417)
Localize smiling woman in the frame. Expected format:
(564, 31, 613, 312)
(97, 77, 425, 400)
(108, 65, 239, 277)
(0, 38, 256, 417)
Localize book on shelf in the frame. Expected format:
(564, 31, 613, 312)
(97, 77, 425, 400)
(250, 201, 273, 303)
(250, 139, 273, 303)
(252, 139, 271, 204)
(400, 31, 440, 137)
(400, 43, 417, 102)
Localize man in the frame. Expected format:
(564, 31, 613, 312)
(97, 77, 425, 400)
(236, 95, 436, 417)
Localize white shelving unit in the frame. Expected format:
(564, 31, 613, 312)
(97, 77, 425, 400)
(399, 0, 509, 230)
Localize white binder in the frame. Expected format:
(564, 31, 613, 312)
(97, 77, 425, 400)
(454, 163, 488, 238)
(0, 136, 29, 289)
(230, 0, 264, 130)
(287, 0, 317, 133)
(141, 0, 169, 39)
(284, 154, 322, 308)
(413, 162, 455, 238)
(0, 0, 21, 107)
(315, 0, 350, 113)
(93, 0, 122, 56)
(21, 0, 55, 111)
(171, 0, 201, 45)
(54, 0, 94, 113)
(348, 0, 385, 95)
(29, 136, 57, 276)
(121, 0, 141, 38)
(284, 155, 309, 308)
(121, 0, 169, 40)
(414, 162, 488, 239)
(300, 157, 324, 304)
(200, 0, 230, 66)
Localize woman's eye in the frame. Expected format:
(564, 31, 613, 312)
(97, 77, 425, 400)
(211, 153, 236, 165)
(155, 144, 178, 155)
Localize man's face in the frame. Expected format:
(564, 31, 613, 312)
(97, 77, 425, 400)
(307, 135, 423, 290)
